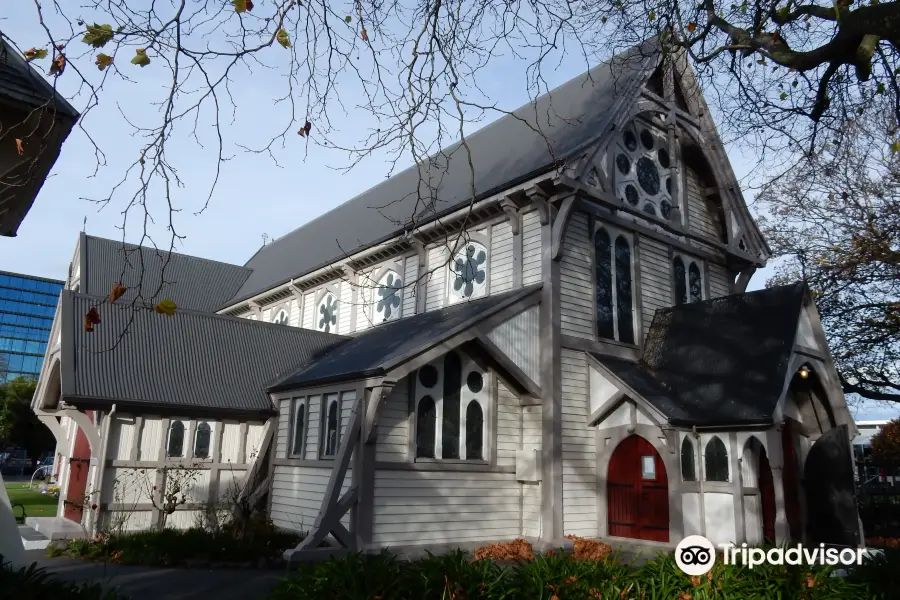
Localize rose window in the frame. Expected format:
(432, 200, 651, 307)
(317, 293, 337, 333)
(614, 121, 675, 220)
(375, 271, 402, 322)
(449, 242, 487, 302)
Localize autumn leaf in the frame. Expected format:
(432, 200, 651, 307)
(23, 47, 48, 62)
(95, 53, 114, 71)
(276, 29, 291, 48)
(82, 23, 114, 48)
(15, 139, 24, 156)
(648, 9, 655, 20)
(298, 120, 312, 137)
(780, 91, 788, 101)
(876, 82, 885, 95)
(49, 53, 66, 77)
(361, 28, 369, 41)
(108, 282, 127, 303)
(131, 49, 151, 67)
(891, 141, 900, 153)
(84, 315, 94, 333)
(154, 298, 177, 316)
(345, 15, 352, 23)
(232, 0, 253, 13)
(687, 22, 696, 33)
(84, 306, 101, 332)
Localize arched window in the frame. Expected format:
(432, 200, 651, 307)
(167, 420, 185, 458)
(614, 235, 635, 344)
(465, 401, 484, 460)
(316, 292, 338, 333)
(442, 351, 462, 459)
(416, 396, 436, 458)
(595, 228, 635, 343)
(193, 422, 211, 459)
(689, 262, 703, 303)
(272, 309, 289, 325)
(374, 271, 402, 323)
(448, 242, 488, 303)
(291, 399, 306, 457)
(705, 436, 729, 482)
(673, 257, 687, 305)
(322, 396, 339, 457)
(595, 228, 614, 340)
(681, 437, 696, 481)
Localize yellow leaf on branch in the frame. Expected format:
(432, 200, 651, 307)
(23, 48, 48, 62)
(95, 53, 114, 71)
(131, 48, 150, 67)
(153, 298, 177, 316)
(277, 29, 291, 48)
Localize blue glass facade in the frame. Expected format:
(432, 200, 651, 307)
(0, 271, 64, 382)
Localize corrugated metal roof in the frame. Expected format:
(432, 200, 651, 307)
(269, 285, 541, 391)
(0, 36, 78, 119)
(594, 282, 807, 426)
(225, 40, 660, 307)
(83, 235, 252, 313)
(62, 291, 348, 413)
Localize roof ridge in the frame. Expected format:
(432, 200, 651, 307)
(85, 233, 250, 272)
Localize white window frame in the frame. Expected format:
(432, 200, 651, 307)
(314, 288, 340, 334)
(192, 421, 213, 459)
(446, 235, 490, 305)
(703, 435, 731, 482)
(412, 352, 491, 464)
(289, 397, 307, 458)
(166, 419, 186, 459)
(592, 221, 637, 344)
(319, 392, 342, 459)
(672, 252, 706, 305)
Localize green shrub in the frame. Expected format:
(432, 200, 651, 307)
(0, 556, 124, 600)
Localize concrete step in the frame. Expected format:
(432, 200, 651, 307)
(18, 525, 51, 550)
(25, 516, 87, 541)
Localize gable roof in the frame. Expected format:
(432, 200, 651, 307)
(226, 40, 661, 308)
(82, 234, 252, 313)
(59, 290, 347, 415)
(269, 284, 541, 391)
(0, 36, 78, 119)
(596, 282, 807, 426)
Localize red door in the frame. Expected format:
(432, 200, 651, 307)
(63, 411, 93, 523)
(781, 421, 802, 541)
(758, 448, 777, 543)
(607, 435, 669, 542)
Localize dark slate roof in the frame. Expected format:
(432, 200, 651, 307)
(269, 284, 541, 391)
(0, 36, 78, 118)
(83, 234, 252, 313)
(61, 291, 347, 414)
(596, 283, 808, 426)
(226, 40, 660, 307)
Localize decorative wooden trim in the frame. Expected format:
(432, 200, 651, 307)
(374, 461, 516, 474)
(413, 239, 428, 315)
(550, 195, 577, 261)
(559, 335, 639, 361)
(501, 198, 521, 236)
(272, 458, 334, 468)
(353, 387, 375, 549)
(363, 379, 397, 444)
(734, 267, 755, 293)
(471, 333, 541, 398)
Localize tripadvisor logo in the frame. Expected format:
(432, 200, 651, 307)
(675, 535, 869, 575)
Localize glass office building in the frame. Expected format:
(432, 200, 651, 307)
(0, 270, 64, 382)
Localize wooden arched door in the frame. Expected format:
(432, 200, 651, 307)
(607, 435, 669, 542)
(758, 447, 777, 543)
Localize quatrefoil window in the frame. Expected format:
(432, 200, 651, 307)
(449, 242, 487, 302)
(375, 271, 402, 322)
(317, 293, 337, 333)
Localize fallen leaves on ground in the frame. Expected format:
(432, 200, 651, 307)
(473, 538, 534, 561)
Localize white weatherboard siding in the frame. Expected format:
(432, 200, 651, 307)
(559, 212, 593, 340)
(424, 246, 447, 312)
(490, 221, 514, 294)
(560, 348, 597, 537)
(304, 397, 321, 460)
(685, 168, 724, 242)
(638, 235, 671, 339)
(339, 280, 353, 334)
(138, 418, 162, 461)
(302, 292, 315, 329)
(486, 305, 540, 385)
(704, 492, 736, 546)
(708, 262, 731, 298)
(497, 381, 520, 468)
(521, 404, 542, 538)
(375, 378, 410, 462)
(289, 298, 301, 328)
(402, 254, 418, 318)
(371, 470, 520, 545)
(521, 211, 542, 286)
(270, 466, 345, 533)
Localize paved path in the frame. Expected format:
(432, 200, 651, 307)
(23, 551, 286, 600)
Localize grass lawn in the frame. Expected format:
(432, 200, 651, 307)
(5, 482, 58, 519)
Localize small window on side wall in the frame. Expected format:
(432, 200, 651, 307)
(320, 394, 340, 458)
(167, 420, 185, 458)
(673, 254, 705, 305)
(704, 436, 729, 482)
(291, 398, 306, 457)
(193, 422, 211, 459)
(681, 437, 696, 481)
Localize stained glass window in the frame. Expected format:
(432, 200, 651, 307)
(466, 401, 484, 460)
(595, 228, 614, 340)
(193, 422, 211, 459)
(705, 436, 729, 482)
(674, 257, 687, 305)
(681, 437, 696, 481)
(449, 242, 488, 302)
(416, 396, 436, 458)
(614, 236, 635, 344)
(442, 352, 461, 459)
(614, 120, 677, 220)
(167, 421, 184, 458)
(316, 293, 338, 333)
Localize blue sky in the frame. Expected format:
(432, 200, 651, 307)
(1, 4, 895, 422)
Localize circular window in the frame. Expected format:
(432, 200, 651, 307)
(625, 185, 639, 205)
(636, 157, 660, 195)
(658, 148, 670, 168)
(640, 128, 654, 150)
(643, 202, 657, 216)
(418, 365, 438, 388)
(615, 153, 631, 175)
(660, 200, 672, 219)
(467, 371, 484, 393)
(624, 130, 638, 151)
